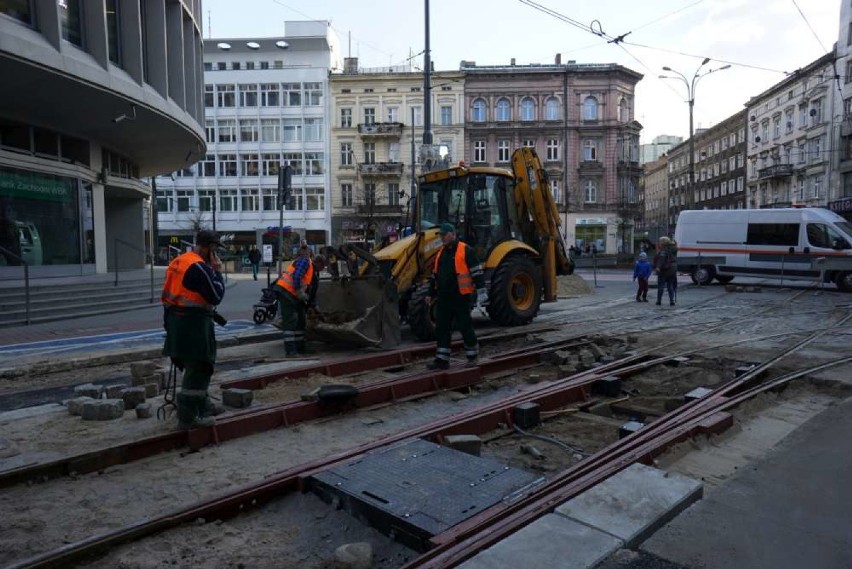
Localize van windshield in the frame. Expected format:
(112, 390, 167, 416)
(836, 221, 852, 239)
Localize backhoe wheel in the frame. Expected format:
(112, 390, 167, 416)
(408, 282, 437, 341)
(487, 255, 542, 326)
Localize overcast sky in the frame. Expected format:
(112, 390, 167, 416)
(202, 0, 840, 142)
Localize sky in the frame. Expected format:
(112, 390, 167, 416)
(201, 0, 841, 142)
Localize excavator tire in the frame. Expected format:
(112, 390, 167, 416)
(487, 255, 542, 326)
(407, 281, 437, 341)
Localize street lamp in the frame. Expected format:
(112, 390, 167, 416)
(659, 59, 731, 215)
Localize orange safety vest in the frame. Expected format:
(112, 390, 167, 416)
(275, 259, 315, 297)
(161, 251, 212, 310)
(433, 241, 474, 295)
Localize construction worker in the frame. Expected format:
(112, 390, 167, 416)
(161, 230, 226, 429)
(428, 223, 487, 369)
(274, 245, 314, 356)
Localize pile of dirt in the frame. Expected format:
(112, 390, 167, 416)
(557, 275, 594, 298)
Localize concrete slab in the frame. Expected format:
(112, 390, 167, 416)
(555, 463, 703, 548)
(458, 514, 623, 569)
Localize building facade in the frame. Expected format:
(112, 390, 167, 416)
(639, 155, 668, 242)
(832, 2, 852, 218)
(0, 0, 205, 276)
(462, 59, 643, 254)
(329, 59, 464, 245)
(640, 134, 683, 165)
(745, 51, 836, 210)
(155, 21, 340, 259)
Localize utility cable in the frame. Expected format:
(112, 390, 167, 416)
(790, 0, 830, 53)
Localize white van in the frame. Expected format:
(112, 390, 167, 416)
(673, 208, 852, 291)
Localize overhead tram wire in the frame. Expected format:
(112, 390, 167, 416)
(790, 0, 830, 53)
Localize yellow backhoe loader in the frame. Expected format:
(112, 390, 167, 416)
(307, 147, 574, 347)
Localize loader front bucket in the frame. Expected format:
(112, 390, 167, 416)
(305, 277, 401, 349)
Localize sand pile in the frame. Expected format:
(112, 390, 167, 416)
(557, 274, 594, 297)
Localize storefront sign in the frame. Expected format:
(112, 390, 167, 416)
(0, 171, 73, 202)
(262, 244, 273, 263)
(576, 217, 607, 225)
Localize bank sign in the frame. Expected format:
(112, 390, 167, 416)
(0, 171, 73, 202)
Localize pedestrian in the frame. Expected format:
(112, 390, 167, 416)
(653, 236, 678, 306)
(247, 244, 262, 281)
(427, 223, 487, 370)
(161, 230, 226, 429)
(633, 251, 652, 302)
(273, 245, 315, 357)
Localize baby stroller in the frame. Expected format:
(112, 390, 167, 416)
(252, 287, 278, 324)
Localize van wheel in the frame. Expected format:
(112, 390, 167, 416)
(692, 266, 716, 286)
(836, 272, 852, 292)
(716, 276, 734, 284)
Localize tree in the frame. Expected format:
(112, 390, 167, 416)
(186, 209, 210, 236)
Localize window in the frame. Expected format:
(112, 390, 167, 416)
(261, 119, 280, 143)
(811, 99, 823, 125)
(217, 119, 236, 143)
(239, 119, 258, 143)
(799, 104, 807, 128)
(340, 108, 352, 128)
(746, 223, 799, 246)
(341, 183, 353, 207)
(847, 60, 852, 84)
(807, 223, 846, 248)
(60, 0, 82, 46)
(261, 153, 280, 176)
(218, 154, 237, 176)
(497, 140, 510, 163)
(219, 189, 238, 212)
(262, 189, 278, 211)
(773, 117, 781, 138)
(304, 153, 323, 175)
(283, 153, 303, 175)
(241, 188, 259, 211)
(306, 188, 324, 210)
(389, 142, 400, 162)
(388, 183, 400, 207)
(291, 188, 304, 210)
(304, 118, 323, 142)
(583, 97, 598, 121)
(304, 82, 323, 106)
(198, 190, 215, 212)
(471, 98, 486, 122)
(204, 85, 214, 107)
(811, 136, 822, 162)
(260, 61, 269, 70)
(261, 83, 279, 106)
(240, 153, 259, 176)
(546, 139, 559, 161)
(282, 119, 302, 142)
(217, 62, 226, 71)
(522, 139, 535, 148)
(205, 120, 215, 143)
(239, 84, 258, 107)
(761, 122, 768, 143)
(217, 85, 235, 107)
(245, 61, 254, 70)
(785, 109, 794, 133)
(364, 108, 376, 125)
(798, 141, 807, 163)
(545, 97, 560, 121)
(496, 98, 511, 122)
(584, 179, 597, 203)
(520, 97, 535, 121)
(550, 179, 559, 204)
(474, 141, 486, 163)
(105, 0, 121, 65)
(387, 106, 399, 122)
(364, 143, 375, 164)
(583, 140, 597, 161)
(199, 154, 216, 177)
(846, 98, 852, 119)
(411, 106, 423, 126)
(813, 175, 823, 198)
(341, 143, 353, 166)
(617, 98, 628, 122)
(721, 181, 728, 195)
(364, 183, 376, 208)
(1, 0, 32, 23)
(440, 106, 452, 126)
(737, 177, 744, 192)
(175, 190, 191, 212)
(282, 83, 301, 106)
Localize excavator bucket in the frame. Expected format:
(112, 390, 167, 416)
(305, 277, 401, 349)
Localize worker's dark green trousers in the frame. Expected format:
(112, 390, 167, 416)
(278, 291, 306, 356)
(176, 360, 213, 424)
(435, 292, 479, 363)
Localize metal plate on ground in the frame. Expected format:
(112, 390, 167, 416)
(308, 438, 543, 551)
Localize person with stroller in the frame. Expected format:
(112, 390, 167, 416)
(633, 251, 652, 302)
(273, 246, 315, 357)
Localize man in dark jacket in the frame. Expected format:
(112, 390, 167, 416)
(247, 244, 262, 280)
(653, 236, 678, 306)
(427, 223, 487, 369)
(162, 230, 226, 429)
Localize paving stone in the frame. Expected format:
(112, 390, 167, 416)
(135, 403, 153, 419)
(105, 384, 125, 399)
(222, 388, 253, 408)
(144, 382, 160, 398)
(545, 349, 573, 365)
(458, 513, 622, 569)
(619, 420, 645, 438)
(578, 349, 596, 366)
(130, 362, 157, 381)
(67, 396, 94, 416)
(121, 387, 146, 410)
(73, 383, 102, 399)
(334, 542, 372, 569)
(684, 387, 713, 402)
(555, 463, 703, 548)
(82, 399, 125, 421)
(444, 434, 482, 457)
(133, 371, 165, 388)
(448, 391, 468, 401)
(588, 344, 606, 359)
(559, 364, 578, 375)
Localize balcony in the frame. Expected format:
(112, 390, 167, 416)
(358, 162, 404, 177)
(357, 122, 404, 137)
(758, 164, 795, 179)
(578, 160, 604, 173)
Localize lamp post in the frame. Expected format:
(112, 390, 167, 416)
(659, 59, 731, 215)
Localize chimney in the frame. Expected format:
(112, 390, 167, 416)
(510, 58, 516, 66)
(555, 53, 562, 65)
(344, 57, 358, 74)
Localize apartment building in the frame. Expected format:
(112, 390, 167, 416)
(640, 134, 683, 165)
(329, 59, 464, 244)
(462, 58, 643, 254)
(639, 156, 669, 242)
(155, 21, 340, 258)
(745, 51, 835, 210)
(832, 1, 852, 219)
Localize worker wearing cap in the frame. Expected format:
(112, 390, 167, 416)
(162, 230, 226, 429)
(274, 245, 315, 356)
(428, 223, 487, 369)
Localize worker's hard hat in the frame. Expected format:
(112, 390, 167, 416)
(438, 223, 456, 235)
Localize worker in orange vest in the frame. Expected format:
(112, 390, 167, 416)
(427, 223, 487, 370)
(161, 230, 226, 429)
(273, 245, 315, 356)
